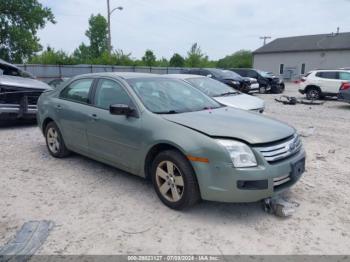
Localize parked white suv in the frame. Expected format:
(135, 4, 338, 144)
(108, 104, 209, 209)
(299, 70, 350, 100)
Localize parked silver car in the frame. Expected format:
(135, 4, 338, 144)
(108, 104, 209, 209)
(165, 74, 265, 113)
(0, 59, 51, 121)
(338, 82, 350, 103)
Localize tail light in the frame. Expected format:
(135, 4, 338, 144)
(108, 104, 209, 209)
(300, 78, 306, 82)
(340, 82, 350, 91)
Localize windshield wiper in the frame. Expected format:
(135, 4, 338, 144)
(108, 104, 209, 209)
(155, 110, 179, 114)
(217, 91, 239, 96)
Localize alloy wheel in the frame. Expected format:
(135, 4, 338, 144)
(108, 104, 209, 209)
(155, 160, 185, 202)
(47, 127, 60, 154)
(308, 89, 320, 100)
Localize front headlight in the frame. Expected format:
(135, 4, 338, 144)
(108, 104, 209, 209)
(217, 139, 257, 168)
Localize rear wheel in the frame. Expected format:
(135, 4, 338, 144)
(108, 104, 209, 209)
(45, 122, 70, 158)
(151, 150, 200, 210)
(306, 87, 321, 100)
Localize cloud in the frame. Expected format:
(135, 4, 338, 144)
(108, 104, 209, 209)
(38, 0, 350, 59)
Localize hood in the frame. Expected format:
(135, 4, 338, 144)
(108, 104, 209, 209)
(162, 107, 294, 144)
(214, 93, 265, 110)
(0, 75, 51, 90)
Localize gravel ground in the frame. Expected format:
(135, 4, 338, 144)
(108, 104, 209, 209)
(1, 83, 350, 255)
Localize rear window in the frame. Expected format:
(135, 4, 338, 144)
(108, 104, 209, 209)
(316, 71, 338, 79)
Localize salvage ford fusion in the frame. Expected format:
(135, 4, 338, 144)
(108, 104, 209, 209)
(37, 72, 305, 210)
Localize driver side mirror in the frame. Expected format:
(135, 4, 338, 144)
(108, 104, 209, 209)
(110, 104, 137, 117)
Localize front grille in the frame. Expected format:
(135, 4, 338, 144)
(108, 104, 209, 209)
(257, 134, 302, 163)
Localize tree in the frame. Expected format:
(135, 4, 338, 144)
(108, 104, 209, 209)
(142, 49, 156, 66)
(85, 14, 108, 59)
(29, 46, 74, 65)
(72, 43, 92, 64)
(169, 53, 185, 67)
(217, 50, 253, 69)
(185, 43, 207, 68)
(0, 0, 55, 63)
(157, 57, 169, 67)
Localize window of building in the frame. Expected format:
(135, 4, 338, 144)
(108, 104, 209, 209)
(279, 64, 284, 75)
(301, 63, 306, 75)
(60, 79, 93, 104)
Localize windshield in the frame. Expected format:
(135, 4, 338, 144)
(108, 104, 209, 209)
(209, 69, 242, 79)
(258, 70, 274, 78)
(186, 77, 239, 97)
(127, 77, 222, 114)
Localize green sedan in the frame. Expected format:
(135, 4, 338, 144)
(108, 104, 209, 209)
(37, 72, 306, 210)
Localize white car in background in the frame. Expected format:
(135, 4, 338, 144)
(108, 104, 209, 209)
(165, 74, 265, 113)
(299, 70, 350, 100)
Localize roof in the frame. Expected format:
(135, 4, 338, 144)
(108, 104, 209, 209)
(254, 32, 350, 54)
(73, 72, 159, 79)
(164, 74, 203, 79)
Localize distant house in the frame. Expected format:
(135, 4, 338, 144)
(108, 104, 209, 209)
(253, 32, 350, 80)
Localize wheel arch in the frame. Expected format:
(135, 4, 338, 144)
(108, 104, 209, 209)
(42, 117, 55, 133)
(305, 84, 321, 92)
(143, 142, 190, 180)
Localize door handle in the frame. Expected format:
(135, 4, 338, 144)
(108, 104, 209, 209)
(90, 113, 99, 121)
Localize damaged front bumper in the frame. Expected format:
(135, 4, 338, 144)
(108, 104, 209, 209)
(0, 91, 43, 121)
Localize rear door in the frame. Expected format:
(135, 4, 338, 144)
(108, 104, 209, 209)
(57, 78, 95, 154)
(86, 78, 142, 172)
(316, 71, 340, 93)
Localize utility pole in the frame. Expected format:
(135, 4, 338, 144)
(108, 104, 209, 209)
(260, 36, 271, 45)
(107, 0, 123, 54)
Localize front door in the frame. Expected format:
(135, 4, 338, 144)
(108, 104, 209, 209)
(86, 78, 143, 173)
(57, 78, 95, 154)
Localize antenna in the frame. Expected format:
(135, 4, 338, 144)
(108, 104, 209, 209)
(260, 36, 272, 45)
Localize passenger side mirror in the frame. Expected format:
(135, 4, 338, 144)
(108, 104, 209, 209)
(110, 104, 137, 117)
(206, 74, 213, 78)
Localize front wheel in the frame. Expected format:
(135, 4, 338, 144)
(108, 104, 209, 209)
(151, 150, 200, 210)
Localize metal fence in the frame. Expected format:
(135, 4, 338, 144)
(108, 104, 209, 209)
(15, 64, 185, 82)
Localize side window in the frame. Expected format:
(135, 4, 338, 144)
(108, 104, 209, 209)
(247, 70, 257, 78)
(94, 79, 132, 110)
(339, 72, 350, 81)
(279, 64, 284, 75)
(60, 79, 93, 103)
(316, 71, 338, 79)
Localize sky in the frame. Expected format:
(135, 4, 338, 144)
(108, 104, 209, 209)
(37, 0, 350, 60)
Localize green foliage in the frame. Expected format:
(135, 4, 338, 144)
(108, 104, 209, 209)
(169, 53, 185, 67)
(142, 49, 157, 66)
(0, 0, 55, 63)
(72, 43, 92, 64)
(85, 14, 108, 59)
(217, 50, 252, 69)
(185, 43, 213, 68)
(157, 57, 169, 67)
(29, 46, 75, 65)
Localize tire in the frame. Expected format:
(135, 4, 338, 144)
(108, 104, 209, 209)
(306, 87, 321, 100)
(151, 150, 200, 210)
(45, 121, 70, 158)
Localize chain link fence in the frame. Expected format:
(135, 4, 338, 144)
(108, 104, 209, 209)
(15, 64, 185, 82)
